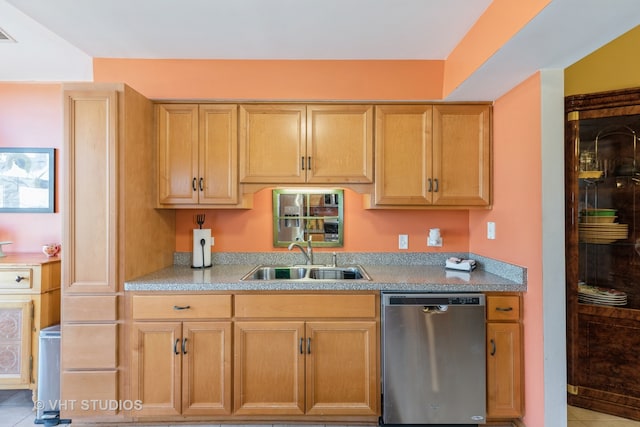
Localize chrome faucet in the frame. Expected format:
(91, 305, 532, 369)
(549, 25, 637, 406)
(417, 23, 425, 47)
(288, 237, 314, 265)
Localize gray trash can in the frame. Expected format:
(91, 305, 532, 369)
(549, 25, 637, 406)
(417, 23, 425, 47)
(35, 324, 70, 425)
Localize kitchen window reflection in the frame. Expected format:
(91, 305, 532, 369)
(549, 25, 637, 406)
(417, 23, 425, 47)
(273, 189, 343, 247)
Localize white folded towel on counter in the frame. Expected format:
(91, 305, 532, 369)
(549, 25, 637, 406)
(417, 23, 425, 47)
(445, 257, 477, 272)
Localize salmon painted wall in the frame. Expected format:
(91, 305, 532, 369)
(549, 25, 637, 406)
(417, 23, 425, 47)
(443, 0, 550, 97)
(469, 73, 544, 427)
(94, 59, 444, 101)
(94, 59, 472, 253)
(565, 25, 640, 96)
(0, 83, 63, 253)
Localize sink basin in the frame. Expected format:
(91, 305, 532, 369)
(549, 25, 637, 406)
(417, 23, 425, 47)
(309, 266, 371, 280)
(241, 265, 371, 281)
(242, 266, 309, 281)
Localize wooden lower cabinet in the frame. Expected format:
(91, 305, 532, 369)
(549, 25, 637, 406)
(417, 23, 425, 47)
(131, 320, 232, 417)
(486, 294, 524, 421)
(0, 255, 61, 399)
(234, 320, 377, 416)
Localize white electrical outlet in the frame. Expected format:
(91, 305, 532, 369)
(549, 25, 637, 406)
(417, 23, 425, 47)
(487, 222, 496, 240)
(211, 236, 215, 246)
(398, 234, 409, 250)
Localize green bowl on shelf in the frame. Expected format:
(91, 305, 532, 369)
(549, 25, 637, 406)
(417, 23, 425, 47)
(581, 208, 617, 217)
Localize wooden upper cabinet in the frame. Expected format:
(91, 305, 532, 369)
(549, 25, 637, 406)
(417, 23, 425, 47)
(239, 104, 373, 184)
(239, 104, 306, 183)
(157, 104, 238, 206)
(306, 105, 373, 183)
(374, 105, 433, 205)
(157, 104, 199, 205)
(432, 104, 491, 206)
(199, 105, 238, 204)
(373, 104, 491, 208)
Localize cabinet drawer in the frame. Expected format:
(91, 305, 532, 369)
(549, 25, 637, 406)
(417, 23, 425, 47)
(132, 294, 232, 320)
(487, 295, 521, 321)
(0, 268, 32, 290)
(235, 294, 377, 318)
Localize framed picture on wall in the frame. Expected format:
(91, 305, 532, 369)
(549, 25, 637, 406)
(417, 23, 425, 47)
(0, 148, 54, 213)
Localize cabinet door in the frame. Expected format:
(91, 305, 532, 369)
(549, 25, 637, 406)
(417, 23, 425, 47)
(374, 105, 433, 205)
(157, 104, 199, 205)
(305, 321, 378, 415)
(239, 104, 306, 183)
(306, 105, 373, 183)
(131, 322, 182, 416)
(199, 105, 238, 204)
(433, 105, 491, 206)
(486, 322, 523, 419)
(234, 321, 305, 415)
(0, 299, 32, 387)
(182, 321, 232, 415)
(63, 90, 118, 293)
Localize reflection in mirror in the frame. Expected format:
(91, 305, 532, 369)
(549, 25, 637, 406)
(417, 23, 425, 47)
(273, 189, 344, 247)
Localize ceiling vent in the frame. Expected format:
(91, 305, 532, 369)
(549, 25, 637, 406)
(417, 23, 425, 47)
(0, 28, 15, 42)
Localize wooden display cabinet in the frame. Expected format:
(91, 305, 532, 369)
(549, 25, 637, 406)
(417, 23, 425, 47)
(566, 87, 640, 420)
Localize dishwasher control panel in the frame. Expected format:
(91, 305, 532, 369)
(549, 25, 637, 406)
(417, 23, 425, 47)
(385, 293, 484, 306)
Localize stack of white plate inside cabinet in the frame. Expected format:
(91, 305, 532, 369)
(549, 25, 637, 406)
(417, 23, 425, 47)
(578, 283, 627, 306)
(578, 222, 628, 244)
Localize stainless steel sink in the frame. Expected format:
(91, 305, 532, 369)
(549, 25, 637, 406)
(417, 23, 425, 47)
(240, 264, 371, 281)
(242, 266, 309, 281)
(309, 266, 371, 280)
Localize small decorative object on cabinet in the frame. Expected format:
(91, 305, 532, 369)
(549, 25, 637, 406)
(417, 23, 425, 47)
(566, 87, 640, 420)
(0, 253, 60, 401)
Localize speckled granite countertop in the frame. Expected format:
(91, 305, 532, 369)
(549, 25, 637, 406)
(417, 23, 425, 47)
(125, 252, 526, 293)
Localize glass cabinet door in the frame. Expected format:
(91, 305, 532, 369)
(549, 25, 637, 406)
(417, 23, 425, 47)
(577, 115, 640, 308)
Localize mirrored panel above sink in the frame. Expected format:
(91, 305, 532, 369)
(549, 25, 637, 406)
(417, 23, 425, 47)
(241, 264, 371, 281)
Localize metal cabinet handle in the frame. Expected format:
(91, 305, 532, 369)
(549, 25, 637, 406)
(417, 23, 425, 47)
(182, 338, 188, 355)
(299, 338, 304, 354)
(490, 338, 496, 356)
(434, 178, 439, 192)
(427, 178, 433, 192)
(174, 338, 180, 355)
(301, 157, 305, 170)
(192, 178, 197, 191)
(15, 275, 25, 283)
(496, 307, 513, 312)
(199, 177, 204, 191)
(307, 337, 311, 354)
(307, 156, 311, 170)
(173, 305, 191, 310)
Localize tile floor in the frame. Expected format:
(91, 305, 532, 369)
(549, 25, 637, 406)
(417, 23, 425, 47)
(3, 388, 640, 427)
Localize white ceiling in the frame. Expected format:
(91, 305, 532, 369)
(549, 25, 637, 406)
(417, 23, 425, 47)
(1, 0, 640, 100)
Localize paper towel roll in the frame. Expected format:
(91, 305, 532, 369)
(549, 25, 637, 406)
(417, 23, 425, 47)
(192, 229, 212, 268)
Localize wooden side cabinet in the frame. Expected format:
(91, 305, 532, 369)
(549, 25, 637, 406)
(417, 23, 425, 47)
(486, 294, 524, 421)
(0, 254, 61, 399)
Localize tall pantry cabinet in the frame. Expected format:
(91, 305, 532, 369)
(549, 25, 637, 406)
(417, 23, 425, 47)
(61, 84, 175, 420)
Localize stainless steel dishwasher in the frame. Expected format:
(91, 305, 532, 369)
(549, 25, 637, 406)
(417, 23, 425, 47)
(381, 293, 486, 425)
